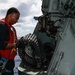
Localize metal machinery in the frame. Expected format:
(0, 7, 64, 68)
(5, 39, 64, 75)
(17, 0, 75, 75)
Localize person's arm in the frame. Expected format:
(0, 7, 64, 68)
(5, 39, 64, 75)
(0, 22, 16, 50)
(6, 43, 16, 49)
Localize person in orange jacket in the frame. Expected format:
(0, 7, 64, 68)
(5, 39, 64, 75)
(0, 7, 20, 75)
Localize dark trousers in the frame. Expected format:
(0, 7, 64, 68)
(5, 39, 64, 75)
(1, 59, 15, 75)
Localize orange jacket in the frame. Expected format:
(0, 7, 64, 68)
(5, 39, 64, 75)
(0, 19, 17, 60)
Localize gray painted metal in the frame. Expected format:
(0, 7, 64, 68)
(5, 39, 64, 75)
(18, 0, 75, 75)
(47, 18, 75, 75)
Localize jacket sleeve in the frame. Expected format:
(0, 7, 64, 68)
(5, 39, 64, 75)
(0, 22, 9, 50)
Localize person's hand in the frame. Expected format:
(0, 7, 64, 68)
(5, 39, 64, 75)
(6, 43, 16, 50)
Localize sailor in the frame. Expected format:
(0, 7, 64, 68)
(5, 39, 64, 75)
(0, 7, 20, 75)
